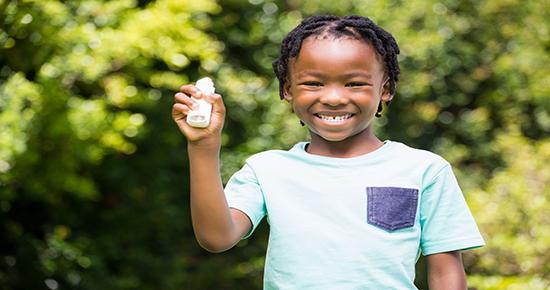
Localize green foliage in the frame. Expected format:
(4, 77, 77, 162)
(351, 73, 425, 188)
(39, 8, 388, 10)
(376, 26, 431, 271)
(467, 128, 550, 289)
(1, 0, 549, 289)
(0, 73, 41, 185)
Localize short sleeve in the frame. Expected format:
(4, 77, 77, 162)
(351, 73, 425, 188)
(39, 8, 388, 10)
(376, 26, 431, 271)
(420, 164, 485, 255)
(224, 163, 267, 239)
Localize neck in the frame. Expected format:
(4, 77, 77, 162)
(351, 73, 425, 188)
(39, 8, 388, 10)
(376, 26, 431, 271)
(306, 129, 384, 158)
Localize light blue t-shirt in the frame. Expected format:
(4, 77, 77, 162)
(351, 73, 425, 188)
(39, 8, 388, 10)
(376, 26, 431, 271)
(224, 141, 485, 289)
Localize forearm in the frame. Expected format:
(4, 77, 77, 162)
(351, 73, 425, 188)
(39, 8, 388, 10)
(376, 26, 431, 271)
(427, 251, 467, 290)
(187, 143, 239, 252)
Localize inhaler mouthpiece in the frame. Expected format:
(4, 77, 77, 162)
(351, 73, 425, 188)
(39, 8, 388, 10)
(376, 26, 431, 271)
(195, 77, 215, 94)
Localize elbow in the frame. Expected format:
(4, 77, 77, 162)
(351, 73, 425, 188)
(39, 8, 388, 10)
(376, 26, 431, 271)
(196, 236, 235, 253)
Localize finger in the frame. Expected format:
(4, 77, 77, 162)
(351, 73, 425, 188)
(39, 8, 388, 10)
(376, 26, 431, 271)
(171, 105, 196, 137)
(179, 84, 201, 98)
(172, 103, 191, 118)
(174, 92, 199, 110)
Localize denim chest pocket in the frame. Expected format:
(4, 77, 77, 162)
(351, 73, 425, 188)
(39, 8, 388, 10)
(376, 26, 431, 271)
(366, 187, 419, 232)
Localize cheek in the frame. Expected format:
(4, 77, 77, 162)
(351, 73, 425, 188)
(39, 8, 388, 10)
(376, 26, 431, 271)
(291, 102, 303, 115)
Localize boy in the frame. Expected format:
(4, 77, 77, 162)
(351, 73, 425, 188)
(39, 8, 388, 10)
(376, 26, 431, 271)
(172, 15, 484, 289)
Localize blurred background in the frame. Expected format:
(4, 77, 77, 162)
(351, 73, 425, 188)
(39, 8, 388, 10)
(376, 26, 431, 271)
(1, 0, 548, 289)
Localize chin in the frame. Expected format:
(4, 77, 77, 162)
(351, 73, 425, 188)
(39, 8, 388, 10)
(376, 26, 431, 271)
(314, 132, 351, 142)
(311, 128, 369, 143)
(322, 136, 348, 142)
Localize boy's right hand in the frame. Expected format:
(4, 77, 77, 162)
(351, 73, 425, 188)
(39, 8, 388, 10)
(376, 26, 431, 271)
(172, 84, 225, 148)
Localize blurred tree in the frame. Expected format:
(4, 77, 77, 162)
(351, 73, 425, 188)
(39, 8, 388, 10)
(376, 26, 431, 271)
(467, 127, 549, 289)
(1, 0, 548, 289)
(1, 0, 228, 289)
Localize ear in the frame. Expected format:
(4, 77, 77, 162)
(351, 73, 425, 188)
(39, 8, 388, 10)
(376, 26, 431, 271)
(283, 81, 293, 102)
(381, 79, 393, 103)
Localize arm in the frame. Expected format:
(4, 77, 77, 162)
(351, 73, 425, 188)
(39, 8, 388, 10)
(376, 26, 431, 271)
(426, 251, 467, 290)
(172, 85, 252, 253)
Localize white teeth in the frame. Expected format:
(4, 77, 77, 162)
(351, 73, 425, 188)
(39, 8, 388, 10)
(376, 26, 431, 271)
(317, 114, 352, 122)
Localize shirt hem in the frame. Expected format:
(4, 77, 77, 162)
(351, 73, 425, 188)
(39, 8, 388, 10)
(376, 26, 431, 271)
(421, 237, 485, 255)
(228, 205, 262, 239)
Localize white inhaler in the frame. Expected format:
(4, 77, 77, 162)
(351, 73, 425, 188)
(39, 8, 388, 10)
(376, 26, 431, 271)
(186, 77, 215, 128)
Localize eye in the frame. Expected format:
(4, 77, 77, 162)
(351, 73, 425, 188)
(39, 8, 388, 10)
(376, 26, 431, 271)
(345, 82, 370, 87)
(300, 81, 323, 87)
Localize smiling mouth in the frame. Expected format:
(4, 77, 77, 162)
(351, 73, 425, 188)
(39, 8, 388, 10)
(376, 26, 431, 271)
(314, 113, 354, 122)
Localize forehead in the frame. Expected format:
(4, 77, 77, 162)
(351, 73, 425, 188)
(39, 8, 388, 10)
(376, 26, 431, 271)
(290, 37, 384, 77)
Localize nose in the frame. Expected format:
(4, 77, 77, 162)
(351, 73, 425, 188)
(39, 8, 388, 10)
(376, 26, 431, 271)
(319, 87, 349, 107)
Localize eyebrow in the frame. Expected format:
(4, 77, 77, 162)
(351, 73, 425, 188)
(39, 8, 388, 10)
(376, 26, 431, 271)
(296, 71, 373, 79)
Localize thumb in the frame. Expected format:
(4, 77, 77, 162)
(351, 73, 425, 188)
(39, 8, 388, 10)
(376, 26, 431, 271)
(207, 93, 226, 116)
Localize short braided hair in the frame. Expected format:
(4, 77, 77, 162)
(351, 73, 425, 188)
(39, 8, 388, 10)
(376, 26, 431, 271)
(272, 15, 400, 101)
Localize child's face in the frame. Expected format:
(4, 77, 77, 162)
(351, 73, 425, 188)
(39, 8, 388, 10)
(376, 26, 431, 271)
(284, 37, 392, 143)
